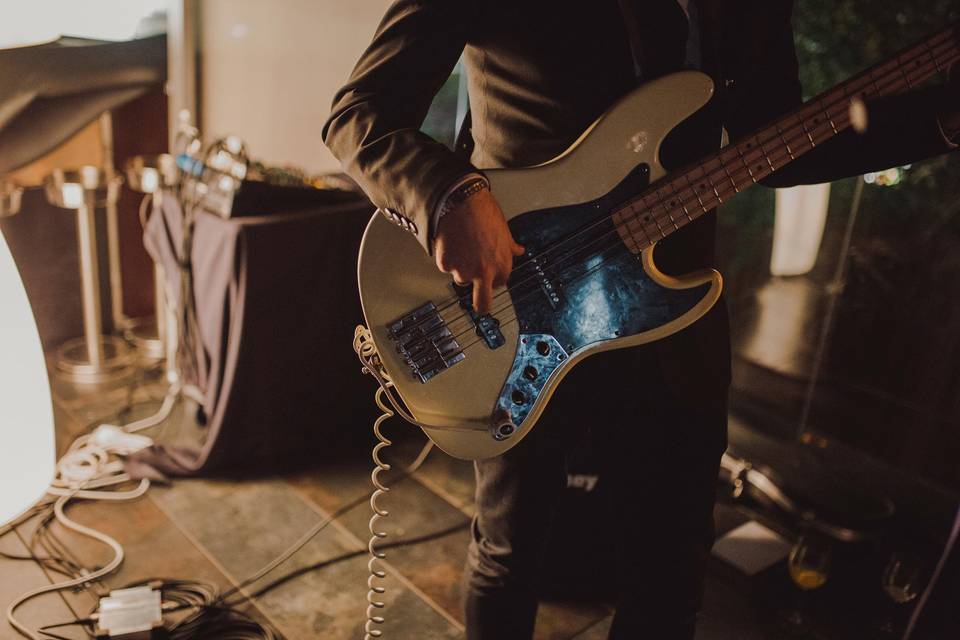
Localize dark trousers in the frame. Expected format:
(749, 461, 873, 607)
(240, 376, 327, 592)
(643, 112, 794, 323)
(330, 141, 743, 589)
(463, 344, 728, 640)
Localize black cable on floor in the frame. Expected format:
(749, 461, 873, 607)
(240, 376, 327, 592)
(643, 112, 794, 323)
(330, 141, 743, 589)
(228, 519, 471, 605)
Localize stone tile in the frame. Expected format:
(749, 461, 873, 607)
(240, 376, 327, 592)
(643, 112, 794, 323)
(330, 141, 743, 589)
(387, 432, 477, 516)
(292, 465, 473, 624)
(151, 477, 463, 639)
(535, 600, 612, 640)
(570, 614, 613, 639)
(254, 548, 462, 639)
(287, 457, 371, 515)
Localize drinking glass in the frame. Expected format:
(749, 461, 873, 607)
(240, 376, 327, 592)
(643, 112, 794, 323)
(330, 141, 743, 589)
(783, 533, 832, 637)
(878, 552, 921, 636)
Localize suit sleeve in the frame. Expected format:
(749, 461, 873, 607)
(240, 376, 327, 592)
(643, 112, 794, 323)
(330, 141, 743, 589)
(322, 0, 479, 254)
(721, 1, 956, 189)
(760, 86, 957, 188)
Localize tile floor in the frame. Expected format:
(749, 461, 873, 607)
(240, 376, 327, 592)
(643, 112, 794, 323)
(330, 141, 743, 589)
(1, 366, 793, 640)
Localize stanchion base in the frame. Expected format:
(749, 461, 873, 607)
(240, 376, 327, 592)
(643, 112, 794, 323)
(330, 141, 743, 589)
(125, 317, 165, 361)
(54, 335, 136, 384)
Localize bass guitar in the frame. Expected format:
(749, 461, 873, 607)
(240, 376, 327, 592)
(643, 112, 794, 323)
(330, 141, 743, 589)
(356, 23, 959, 460)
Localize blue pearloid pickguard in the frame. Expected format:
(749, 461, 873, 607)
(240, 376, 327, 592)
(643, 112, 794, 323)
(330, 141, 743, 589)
(494, 335, 569, 429)
(496, 165, 712, 428)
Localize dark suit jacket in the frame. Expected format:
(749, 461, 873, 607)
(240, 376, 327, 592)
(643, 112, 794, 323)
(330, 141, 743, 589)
(323, 0, 954, 402)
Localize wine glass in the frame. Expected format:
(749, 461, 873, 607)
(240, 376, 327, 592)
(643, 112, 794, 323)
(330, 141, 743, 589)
(783, 533, 832, 636)
(878, 552, 922, 636)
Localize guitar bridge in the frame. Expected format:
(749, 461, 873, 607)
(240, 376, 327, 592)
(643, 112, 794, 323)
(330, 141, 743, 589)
(387, 302, 465, 383)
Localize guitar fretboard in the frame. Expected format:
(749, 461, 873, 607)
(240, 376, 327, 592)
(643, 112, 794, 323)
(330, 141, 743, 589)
(613, 22, 960, 254)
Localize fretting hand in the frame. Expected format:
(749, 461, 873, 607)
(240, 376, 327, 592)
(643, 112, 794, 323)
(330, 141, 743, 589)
(433, 187, 525, 315)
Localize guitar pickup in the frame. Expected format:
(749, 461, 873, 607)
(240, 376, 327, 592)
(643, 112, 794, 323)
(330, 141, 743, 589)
(451, 282, 506, 350)
(527, 251, 563, 310)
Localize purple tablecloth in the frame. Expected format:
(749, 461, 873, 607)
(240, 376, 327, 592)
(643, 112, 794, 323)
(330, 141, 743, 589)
(138, 190, 380, 474)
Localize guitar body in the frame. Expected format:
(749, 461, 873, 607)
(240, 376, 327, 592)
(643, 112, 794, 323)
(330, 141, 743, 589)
(357, 71, 722, 460)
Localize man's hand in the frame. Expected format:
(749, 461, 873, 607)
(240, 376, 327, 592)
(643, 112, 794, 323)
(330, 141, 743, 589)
(434, 188, 525, 315)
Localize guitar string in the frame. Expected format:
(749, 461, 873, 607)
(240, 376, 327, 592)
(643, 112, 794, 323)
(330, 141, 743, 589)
(395, 28, 959, 354)
(398, 28, 958, 354)
(425, 41, 959, 353)
(432, 50, 958, 362)
(389, 30, 958, 362)
(410, 25, 959, 330)
(435, 45, 960, 358)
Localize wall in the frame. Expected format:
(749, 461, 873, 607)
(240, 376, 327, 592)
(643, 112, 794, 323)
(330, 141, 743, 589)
(200, 0, 393, 175)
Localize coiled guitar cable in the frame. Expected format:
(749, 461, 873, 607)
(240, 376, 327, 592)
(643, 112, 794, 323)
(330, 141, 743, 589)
(353, 326, 436, 639)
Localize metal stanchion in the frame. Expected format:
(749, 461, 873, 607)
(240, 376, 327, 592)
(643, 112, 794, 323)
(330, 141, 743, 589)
(43, 167, 134, 383)
(125, 154, 179, 368)
(0, 180, 23, 218)
(99, 113, 132, 333)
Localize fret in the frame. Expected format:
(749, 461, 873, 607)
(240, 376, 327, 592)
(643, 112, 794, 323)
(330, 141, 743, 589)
(897, 55, 914, 89)
(635, 209, 655, 245)
(654, 188, 679, 230)
(625, 202, 652, 246)
(703, 167, 724, 204)
(869, 69, 882, 94)
(735, 143, 757, 183)
(927, 39, 944, 74)
(775, 123, 795, 160)
(798, 113, 816, 148)
(649, 200, 666, 239)
(684, 173, 709, 213)
(662, 183, 694, 224)
(818, 98, 839, 134)
(872, 58, 899, 95)
(617, 206, 642, 253)
(719, 153, 740, 193)
(756, 134, 776, 173)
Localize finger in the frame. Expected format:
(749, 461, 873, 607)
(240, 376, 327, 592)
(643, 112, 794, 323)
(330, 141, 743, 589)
(511, 240, 526, 257)
(436, 250, 452, 273)
(473, 275, 494, 315)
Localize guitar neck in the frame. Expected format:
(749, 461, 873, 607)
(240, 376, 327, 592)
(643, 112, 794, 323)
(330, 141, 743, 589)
(614, 22, 960, 249)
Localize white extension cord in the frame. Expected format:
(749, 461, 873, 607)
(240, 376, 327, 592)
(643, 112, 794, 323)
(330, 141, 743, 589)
(4, 383, 182, 639)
